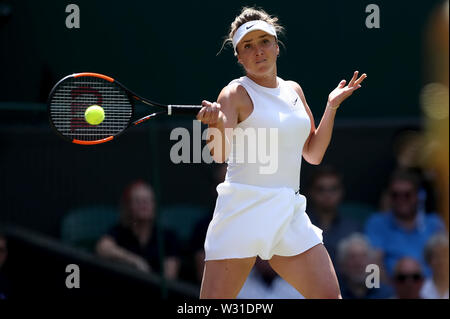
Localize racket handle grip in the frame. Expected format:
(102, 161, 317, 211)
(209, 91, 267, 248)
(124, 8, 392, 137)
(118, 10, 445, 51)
(168, 105, 202, 116)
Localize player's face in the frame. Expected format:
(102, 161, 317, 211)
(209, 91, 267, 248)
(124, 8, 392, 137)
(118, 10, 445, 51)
(236, 30, 279, 77)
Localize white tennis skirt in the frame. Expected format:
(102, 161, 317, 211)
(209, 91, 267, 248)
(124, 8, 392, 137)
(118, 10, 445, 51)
(204, 182, 323, 261)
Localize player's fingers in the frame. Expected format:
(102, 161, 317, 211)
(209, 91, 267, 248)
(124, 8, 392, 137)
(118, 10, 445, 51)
(347, 84, 362, 93)
(198, 101, 221, 124)
(354, 73, 367, 85)
(201, 107, 210, 123)
(348, 71, 359, 87)
(338, 79, 346, 88)
(196, 107, 206, 121)
(202, 100, 213, 107)
(210, 102, 220, 124)
(198, 100, 213, 121)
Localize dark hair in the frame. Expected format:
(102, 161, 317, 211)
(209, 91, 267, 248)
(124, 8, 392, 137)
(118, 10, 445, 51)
(388, 169, 421, 191)
(307, 166, 344, 190)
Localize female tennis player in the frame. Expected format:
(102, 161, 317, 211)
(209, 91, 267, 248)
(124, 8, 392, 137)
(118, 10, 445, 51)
(196, 7, 367, 299)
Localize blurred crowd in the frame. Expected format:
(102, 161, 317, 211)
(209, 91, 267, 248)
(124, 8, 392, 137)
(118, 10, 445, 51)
(0, 0, 447, 302)
(0, 129, 448, 300)
(92, 127, 450, 299)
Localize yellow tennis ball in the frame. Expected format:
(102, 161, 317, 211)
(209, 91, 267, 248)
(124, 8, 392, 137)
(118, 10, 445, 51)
(84, 105, 105, 125)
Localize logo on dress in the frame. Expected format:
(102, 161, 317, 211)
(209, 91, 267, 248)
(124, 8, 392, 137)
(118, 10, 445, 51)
(292, 97, 298, 106)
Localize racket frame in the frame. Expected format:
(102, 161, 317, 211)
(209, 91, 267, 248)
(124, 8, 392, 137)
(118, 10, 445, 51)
(48, 72, 184, 145)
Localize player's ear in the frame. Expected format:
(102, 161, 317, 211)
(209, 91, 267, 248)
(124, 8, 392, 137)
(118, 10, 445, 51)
(236, 54, 243, 65)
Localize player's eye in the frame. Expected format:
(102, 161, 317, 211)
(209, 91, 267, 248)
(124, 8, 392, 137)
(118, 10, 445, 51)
(244, 43, 252, 49)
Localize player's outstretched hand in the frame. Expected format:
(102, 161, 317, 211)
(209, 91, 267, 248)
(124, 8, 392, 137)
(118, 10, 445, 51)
(328, 71, 367, 109)
(197, 100, 221, 125)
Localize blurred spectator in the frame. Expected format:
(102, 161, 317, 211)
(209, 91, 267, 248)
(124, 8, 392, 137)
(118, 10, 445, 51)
(391, 257, 425, 299)
(96, 180, 181, 280)
(237, 257, 304, 299)
(191, 163, 227, 284)
(365, 170, 445, 279)
(336, 233, 393, 299)
(0, 233, 11, 300)
(379, 129, 438, 214)
(420, 232, 449, 298)
(306, 166, 361, 265)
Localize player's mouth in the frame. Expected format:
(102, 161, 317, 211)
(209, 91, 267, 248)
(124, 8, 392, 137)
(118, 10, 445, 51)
(256, 59, 267, 64)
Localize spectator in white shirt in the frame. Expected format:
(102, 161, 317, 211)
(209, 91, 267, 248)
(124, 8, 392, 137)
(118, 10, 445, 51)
(420, 232, 449, 299)
(237, 257, 304, 299)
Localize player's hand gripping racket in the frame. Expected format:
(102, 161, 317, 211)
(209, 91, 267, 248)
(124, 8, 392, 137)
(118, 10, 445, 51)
(48, 72, 202, 145)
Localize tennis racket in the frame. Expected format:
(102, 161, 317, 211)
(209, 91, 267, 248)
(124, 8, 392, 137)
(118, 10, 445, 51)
(48, 72, 202, 145)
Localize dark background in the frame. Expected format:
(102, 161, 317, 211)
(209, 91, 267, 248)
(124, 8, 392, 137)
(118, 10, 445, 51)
(0, 0, 437, 117)
(0, 0, 444, 300)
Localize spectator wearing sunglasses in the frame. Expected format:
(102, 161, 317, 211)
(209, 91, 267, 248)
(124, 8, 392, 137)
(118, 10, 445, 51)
(365, 170, 445, 279)
(391, 257, 425, 299)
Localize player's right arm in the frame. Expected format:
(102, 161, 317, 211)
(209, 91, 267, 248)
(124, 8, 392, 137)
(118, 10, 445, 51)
(197, 84, 246, 163)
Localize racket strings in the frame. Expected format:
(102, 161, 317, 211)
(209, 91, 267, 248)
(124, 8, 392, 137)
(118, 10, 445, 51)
(49, 77, 132, 141)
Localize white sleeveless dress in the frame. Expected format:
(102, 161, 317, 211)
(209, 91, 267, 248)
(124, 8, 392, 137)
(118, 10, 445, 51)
(204, 76, 323, 261)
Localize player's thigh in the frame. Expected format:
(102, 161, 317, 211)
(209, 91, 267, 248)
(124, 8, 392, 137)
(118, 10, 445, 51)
(269, 244, 341, 299)
(200, 257, 256, 299)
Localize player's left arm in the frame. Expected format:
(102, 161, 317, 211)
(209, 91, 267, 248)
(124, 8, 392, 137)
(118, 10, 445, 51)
(288, 71, 367, 165)
(287, 80, 317, 164)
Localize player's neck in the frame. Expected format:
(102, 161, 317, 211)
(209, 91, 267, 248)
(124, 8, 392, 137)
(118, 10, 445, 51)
(246, 69, 278, 88)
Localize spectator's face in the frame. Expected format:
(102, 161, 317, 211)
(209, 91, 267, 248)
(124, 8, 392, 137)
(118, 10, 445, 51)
(310, 176, 343, 211)
(342, 242, 370, 283)
(0, 238, 7, 268)
(128, 185, 155, 222)
(389, 180, 418, 220)
(393, 259, 424, 299)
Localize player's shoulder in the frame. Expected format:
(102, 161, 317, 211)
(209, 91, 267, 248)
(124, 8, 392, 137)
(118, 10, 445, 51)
(284, 80, 305, 96)
(218, 80, 251, 105)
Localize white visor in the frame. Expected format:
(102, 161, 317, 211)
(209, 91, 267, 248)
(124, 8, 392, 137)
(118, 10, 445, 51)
(232, 20, 277, 53)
